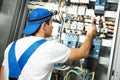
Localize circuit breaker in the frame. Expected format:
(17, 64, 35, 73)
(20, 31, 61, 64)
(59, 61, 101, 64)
(94, 0, 107, 15)
(84, 37, 102, 71)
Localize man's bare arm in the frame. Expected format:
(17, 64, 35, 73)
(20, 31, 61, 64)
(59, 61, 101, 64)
(0, 66, 4, 80)
(67, 24, 96, 61)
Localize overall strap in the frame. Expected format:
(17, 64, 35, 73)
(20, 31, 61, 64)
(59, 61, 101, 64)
(8, 39, 47, 79)
(18, 39, 47, 71)
(8, 41, 20, 78)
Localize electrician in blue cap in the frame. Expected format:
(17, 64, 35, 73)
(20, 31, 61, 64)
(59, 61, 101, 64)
(1, 8, 96, 80)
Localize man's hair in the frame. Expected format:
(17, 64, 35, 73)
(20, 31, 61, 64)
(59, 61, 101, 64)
(31, 19, 51, 35)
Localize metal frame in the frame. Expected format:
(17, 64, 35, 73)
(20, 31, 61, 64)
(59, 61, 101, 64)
(107, 0, 120, 80)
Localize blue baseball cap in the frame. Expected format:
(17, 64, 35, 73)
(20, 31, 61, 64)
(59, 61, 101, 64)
(23, 8, 53, 34)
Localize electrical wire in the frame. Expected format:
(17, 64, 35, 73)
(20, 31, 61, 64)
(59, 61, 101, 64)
(92, 72, 95, 80)
(63, 67, 84, 80)
(54, 64, 70, 71)
(63, 67, 95, 80)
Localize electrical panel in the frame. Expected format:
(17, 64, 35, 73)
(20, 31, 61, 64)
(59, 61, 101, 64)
(27, 0, 119, 80)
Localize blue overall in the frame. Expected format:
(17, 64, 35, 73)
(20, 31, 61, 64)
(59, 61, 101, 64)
(8, 39, 47, 80)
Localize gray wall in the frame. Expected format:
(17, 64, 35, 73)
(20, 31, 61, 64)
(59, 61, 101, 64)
(0, 0, 3, 10)
(0, 0, 18, 66)
(0, 0, 27, 66)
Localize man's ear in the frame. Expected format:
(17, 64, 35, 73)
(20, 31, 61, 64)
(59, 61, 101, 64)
(41, 22, 47, 30)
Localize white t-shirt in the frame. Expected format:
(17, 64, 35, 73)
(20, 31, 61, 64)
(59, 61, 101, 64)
(2, 36, 71, 80)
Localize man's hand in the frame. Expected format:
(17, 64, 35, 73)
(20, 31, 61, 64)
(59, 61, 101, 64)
(86, 23, 97, 39)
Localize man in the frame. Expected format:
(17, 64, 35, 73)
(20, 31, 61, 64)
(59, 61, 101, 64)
(1, 8, 96, 80)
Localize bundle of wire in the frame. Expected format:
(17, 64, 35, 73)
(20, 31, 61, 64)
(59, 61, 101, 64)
(83, 69, 94, 80)
(63, 67, 84, 80)
(64, 67, 94, 80)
